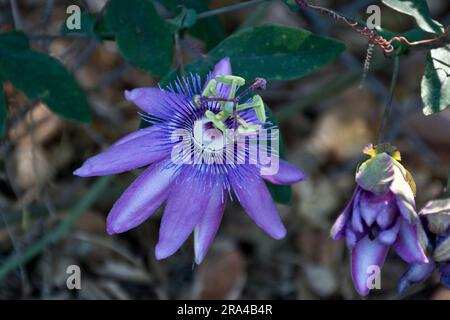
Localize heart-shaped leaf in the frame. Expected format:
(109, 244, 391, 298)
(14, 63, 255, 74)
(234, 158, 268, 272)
(421, 46, 450, 115)
(382, 0, 444, 34)
(104, 0, 175, 77)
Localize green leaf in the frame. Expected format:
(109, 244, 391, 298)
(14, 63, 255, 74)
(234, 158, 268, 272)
(162, 24, 346, 85)
(0, 31, 29, 50)
(167, 8, 198, 30)
(157, 0, 225, 50)
(421, 45, 450, 115)
(267, 181, 292, 204)
(382, 0, 444, 34)
(264, 105, 292, 204)
(0, 83, 6, 137)
(0, 32, 92, 123)
(104, 0, 175, 77)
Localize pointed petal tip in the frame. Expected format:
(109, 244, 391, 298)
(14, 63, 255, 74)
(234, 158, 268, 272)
(398, 261, 435, 294)
(394, 220, 429, 264)
(270, 225, 287, 240)
(106, 217, 127, 235)
(194, 252, 205, 265)
(73, 167, 83, 176)
(211, 57, 232, 78)
(73, 164, 91, 177)
(154, 243, 175, 260)
(355, 286, 370, 297)
(106, 225, 117, 235)
(124, 89, 136, 102)
(291, 170, 307, 184)
(398, 280, 408, 294)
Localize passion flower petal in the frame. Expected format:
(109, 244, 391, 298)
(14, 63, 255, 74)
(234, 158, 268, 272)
(194, 185, 226, 264)
(74, 126, 169, 177)
(231, 174, 286, 239)
(106, 162, 177, 234)
(155, 172, 210, 260)
(261, 159, 306, 185)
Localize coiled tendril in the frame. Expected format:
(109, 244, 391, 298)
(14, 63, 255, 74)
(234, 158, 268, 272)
(296, 0, 449, 55)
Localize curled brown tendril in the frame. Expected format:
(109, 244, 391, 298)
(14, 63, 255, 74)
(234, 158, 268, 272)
(296, 0, 449, 55)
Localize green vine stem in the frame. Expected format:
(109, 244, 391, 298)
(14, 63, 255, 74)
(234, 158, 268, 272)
(377, 55, 400, 144)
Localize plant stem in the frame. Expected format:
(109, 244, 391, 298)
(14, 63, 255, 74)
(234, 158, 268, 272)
(197, 0, 267, 20)
(0, 176, 112, 280)
(377, 55, 400, 145)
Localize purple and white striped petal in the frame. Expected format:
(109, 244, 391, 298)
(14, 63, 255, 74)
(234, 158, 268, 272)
(232, 175, 286, 239)
(330, 188, 358, 240)
(74, 126, 169, 177)
(351, 235, 389, 296)
(360, 191, 396, 228)
(393, 219, 428, 264)
(351, 190, 365, 233)
(378, 217, 401, 245)
(261, 159, 306, 185)
(376, 197, 398, 229)
(398, 261, 435, 293)
(155, 172, 210, 260)
(106, 163, 177, 234)
(194, 185, 226, 264)
(345, 227, 358, 249)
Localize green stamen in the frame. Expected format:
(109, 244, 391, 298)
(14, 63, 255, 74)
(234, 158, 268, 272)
(200, 75, 266, 134)
(237, 117, 261, 133)
(202, 79, 220, 98)
(236, 95, 266, 123)
(205, 110, 227, 132)
(215, 75, 245, 100)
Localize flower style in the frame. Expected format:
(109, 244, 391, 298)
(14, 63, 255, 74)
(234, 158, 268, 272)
(330, 144, 428, 296)
(74, 57, 305, 263)
(398, 199, 450, 292)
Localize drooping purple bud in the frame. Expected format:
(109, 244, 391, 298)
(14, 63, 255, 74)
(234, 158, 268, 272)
(331, 144, 427, 296)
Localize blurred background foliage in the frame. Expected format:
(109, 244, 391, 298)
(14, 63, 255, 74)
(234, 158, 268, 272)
(0, 0, 449, 299)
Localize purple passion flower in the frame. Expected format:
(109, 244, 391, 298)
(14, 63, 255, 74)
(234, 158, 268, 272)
(330, 144, 428, 296)
(74, 57, 305, 263)
(398, 199, 450, 292)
